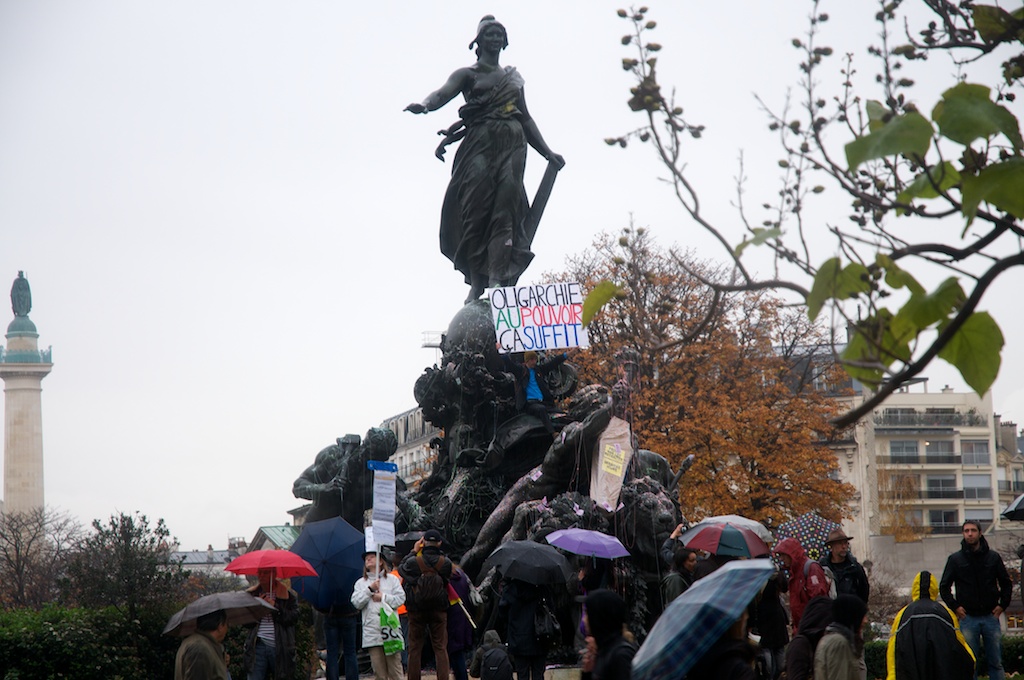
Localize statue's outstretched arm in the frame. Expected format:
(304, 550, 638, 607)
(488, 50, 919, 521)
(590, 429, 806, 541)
(405, 68, 469, 114)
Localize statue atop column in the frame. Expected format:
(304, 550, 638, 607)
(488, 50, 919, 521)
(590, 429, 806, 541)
(406, 15, 565, 304)
(11, 271, 31, 317)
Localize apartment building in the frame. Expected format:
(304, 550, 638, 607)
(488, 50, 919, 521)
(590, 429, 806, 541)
(381, 406, 440, 487)
(832, 378, 1024, 574)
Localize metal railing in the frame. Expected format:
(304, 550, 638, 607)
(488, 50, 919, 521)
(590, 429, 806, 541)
(874, 411, 988, 427)
(878, 455, 963, 465)
(927, 523, 964, 534)
(999, 481, 1024, 492)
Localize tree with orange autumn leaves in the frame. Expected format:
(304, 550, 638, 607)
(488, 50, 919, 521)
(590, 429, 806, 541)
(556, 227, 855, 529)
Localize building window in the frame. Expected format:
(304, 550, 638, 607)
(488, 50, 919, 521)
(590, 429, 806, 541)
(962, 474, 992, 499)
(890, 440, 919, 463)
(963, 440, 991, 465)
(929, 509, 959, 534)
(964, 509, 994, 523)
(925, 440, 956, 463)
(926, 475, 957, 498)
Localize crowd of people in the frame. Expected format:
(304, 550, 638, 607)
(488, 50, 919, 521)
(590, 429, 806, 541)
(173, 518, 1013, 680)
(651, 519, 1008, 680)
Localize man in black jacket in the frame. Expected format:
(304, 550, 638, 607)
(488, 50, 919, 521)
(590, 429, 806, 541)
(939, 520, 1012, 680)
(819, 529, 870, 603)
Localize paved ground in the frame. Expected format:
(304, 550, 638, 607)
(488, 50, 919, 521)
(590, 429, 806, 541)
(411, 670, 580, 680)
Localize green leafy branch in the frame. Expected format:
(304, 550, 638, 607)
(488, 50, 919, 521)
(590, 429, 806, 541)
(588, 2, 1024, 428)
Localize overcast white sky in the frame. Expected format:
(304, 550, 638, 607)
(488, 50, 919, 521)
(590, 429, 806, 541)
(1, 1, 1021, 551)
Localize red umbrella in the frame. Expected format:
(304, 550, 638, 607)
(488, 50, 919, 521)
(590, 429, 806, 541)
(225, 549, 318, 578)
(684, 522, 769, 558)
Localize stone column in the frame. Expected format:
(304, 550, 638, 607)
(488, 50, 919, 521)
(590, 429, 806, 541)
(1, 272, 51, 514)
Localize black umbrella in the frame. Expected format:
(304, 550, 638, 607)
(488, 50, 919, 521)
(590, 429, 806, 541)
(481, 540, 573, 585)
(1002, 492, 1024, 521)
(163, 591, 276, 636)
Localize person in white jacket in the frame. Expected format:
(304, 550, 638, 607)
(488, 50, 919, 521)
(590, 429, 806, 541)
(352, 550, 407, 680)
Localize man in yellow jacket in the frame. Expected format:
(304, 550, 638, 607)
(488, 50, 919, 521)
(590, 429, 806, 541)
(886, 571, 975, 680)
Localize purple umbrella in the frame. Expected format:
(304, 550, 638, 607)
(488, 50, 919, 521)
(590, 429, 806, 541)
(545, 528, 630, 559)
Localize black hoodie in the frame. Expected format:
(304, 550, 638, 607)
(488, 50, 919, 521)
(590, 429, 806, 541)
(938, 534, 1011, 616)
(784, 596, 834, 680)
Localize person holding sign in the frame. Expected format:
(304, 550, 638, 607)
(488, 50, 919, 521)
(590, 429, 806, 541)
(405, 15, 565, 304)
(352, 550, 406, 680)
(501, 349, 568, 437)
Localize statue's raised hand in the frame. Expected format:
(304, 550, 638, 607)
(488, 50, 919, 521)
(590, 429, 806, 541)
(405, 103, 428, 114)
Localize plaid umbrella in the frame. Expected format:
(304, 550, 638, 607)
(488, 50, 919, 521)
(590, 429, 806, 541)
(775, 513, 842, 559)
(1002, 492, 1024, 521)
(632, 560, 775, 680)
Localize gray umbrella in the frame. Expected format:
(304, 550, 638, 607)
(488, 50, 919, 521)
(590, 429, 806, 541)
(163, 591, 277, 637)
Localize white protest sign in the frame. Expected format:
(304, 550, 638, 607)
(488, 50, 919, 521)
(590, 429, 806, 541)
(490, 281, 590, 354)
(368, 460, 397, 548)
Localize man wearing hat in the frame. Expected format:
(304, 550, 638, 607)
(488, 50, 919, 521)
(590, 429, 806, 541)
(399, 529, 454, 680)
(819, 528, 870, 603)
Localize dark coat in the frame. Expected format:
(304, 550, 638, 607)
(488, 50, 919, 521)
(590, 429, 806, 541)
(939, 534, 1012, 616)
(581, 589, 636, 680)
(784, 596, 834, 680)
(498, 579, 548, 657)
(470, 630, 512, 679)
(501, 353, 567, 409)
(243, 585, 299, 678)
(820, 552, 870, 603)
(447, 567, 475, 654)
(399, 545, 454, 613)
(687, 637, 757, 680)
(751, 568, 789, 650)
(887, 571, 975, 680)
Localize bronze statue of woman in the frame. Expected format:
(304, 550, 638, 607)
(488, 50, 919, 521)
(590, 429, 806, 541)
(406, 15, 565, 304)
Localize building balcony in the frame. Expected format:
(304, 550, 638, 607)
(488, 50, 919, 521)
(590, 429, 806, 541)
(0, 346, 52, 364)
(927, 522, 964, 535)
(874, 411, 987, 428)
(881, 488, 993, 502)
(998, 481, 1024, 493)
(878, 455, 963, 465)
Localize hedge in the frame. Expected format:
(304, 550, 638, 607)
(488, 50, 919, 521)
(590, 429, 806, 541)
(865, 635, 1024, 679)
(0, 603, 316, 680)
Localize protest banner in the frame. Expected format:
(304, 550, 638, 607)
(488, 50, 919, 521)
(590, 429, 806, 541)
(490, 281, 590, 354)
(367, 460, 398, 549)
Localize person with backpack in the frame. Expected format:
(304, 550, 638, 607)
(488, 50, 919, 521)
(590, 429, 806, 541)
(774, 537, 831, 631)
(470, 629, 514, 680)
(820, 530, 870, 603)
(399, 529, 455, 680)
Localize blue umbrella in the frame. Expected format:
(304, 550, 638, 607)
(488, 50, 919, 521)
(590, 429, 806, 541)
(289, 516, 365, 610)
(632, 560, 775, 680)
